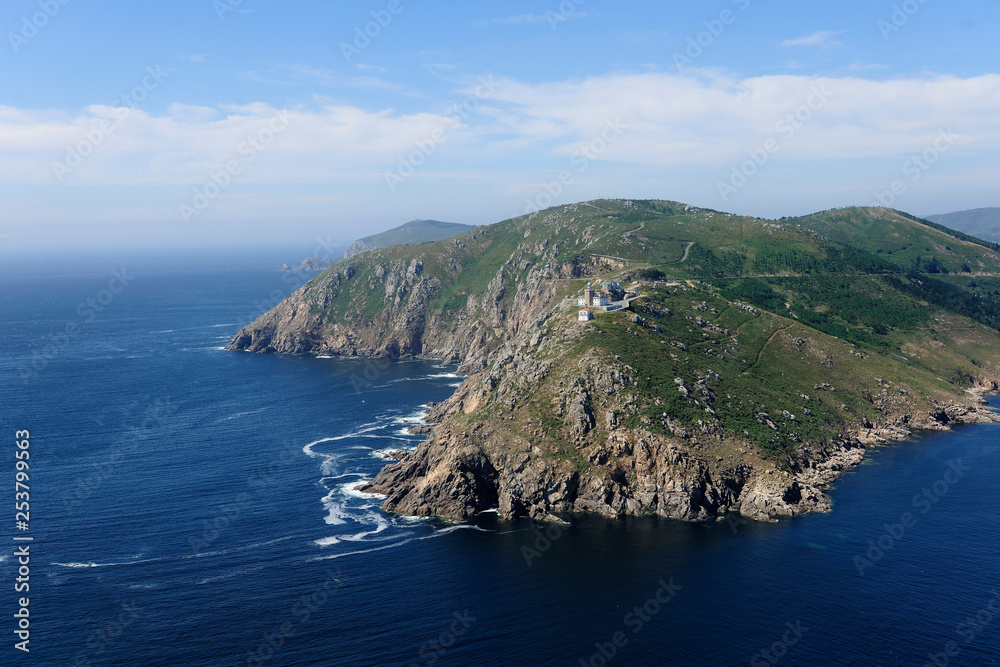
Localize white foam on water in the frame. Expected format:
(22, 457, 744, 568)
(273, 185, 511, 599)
(314, 515, 390, 547)
(321, 487, 350, 526)
(302, 415, 447, 549)
(309, 525, 491, 562)
(52, 556, 169, 569)
(340, 478, 384, 500)
(393, 409, 430, 425)
(216, 407, 271, 423)
(302, 422, 386, 457)
(310, 539, 416, 561)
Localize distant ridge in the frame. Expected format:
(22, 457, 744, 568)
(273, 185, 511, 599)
(289, 219, 476, 272)
(925, 208, 1000, 243)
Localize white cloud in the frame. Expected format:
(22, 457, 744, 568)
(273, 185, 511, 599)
(472, 71, 1000, 166)
(782, 30, 844, 47)
(2, 71, 1000, 229)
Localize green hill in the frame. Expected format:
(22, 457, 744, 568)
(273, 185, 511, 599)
(232, 199, 1000, 523)
(925, 208, 1000, 243)
(293, 219, 476, 271)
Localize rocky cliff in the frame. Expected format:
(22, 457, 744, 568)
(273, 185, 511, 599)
(361, 285, 999, 522)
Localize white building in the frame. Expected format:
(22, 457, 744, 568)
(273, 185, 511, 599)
(579, 284, 609, 308)
(578, 309, 593, 322)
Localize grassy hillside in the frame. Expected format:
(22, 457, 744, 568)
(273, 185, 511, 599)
(511, 280, 999, 463)
(926, 208, 1000, 243)
(348, 219, 476, 253)
(789, 207, 1000, 274)
(286, 199, 1000, 355)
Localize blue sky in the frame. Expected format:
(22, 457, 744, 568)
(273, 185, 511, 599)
(2, 0, 999, 251)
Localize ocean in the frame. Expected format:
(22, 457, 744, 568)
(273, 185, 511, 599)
(2, 261, 999, 666)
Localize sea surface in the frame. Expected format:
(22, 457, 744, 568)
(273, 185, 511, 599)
(1, 262, 999, 666)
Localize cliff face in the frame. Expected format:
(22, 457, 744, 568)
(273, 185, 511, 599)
(227, 257, 564, 371)
(227, 221, 624, 372)
(230, 199, 1000, 523)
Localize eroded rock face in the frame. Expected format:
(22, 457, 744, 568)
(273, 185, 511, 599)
(362, 325, 845, 524)
(360, 309, 1000, 524)
(227, 252, 566, 374)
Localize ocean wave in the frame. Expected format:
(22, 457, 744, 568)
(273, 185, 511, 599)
(340, 478, 384, 500)
(216, 406, 271, 423)
(371, 447, 415, 461)
(304, 417, 433, 535)
(320, 477, 385, 526)
(321, 486, 351, 526)
(52, 556, 170, 569)
(393, 409, 430, 425)
(314, 516, 390, 547)
(309, 525, 492, 562)
(302, 422, 387, 457)
(310, 539, 417, 561)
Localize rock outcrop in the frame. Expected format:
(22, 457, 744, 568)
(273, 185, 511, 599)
(362, 302, 999, 523)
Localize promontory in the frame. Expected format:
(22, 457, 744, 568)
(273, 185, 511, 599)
(228, 200, 1000, 522)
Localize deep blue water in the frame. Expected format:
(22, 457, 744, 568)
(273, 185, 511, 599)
(2, 264, 1000, 666)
